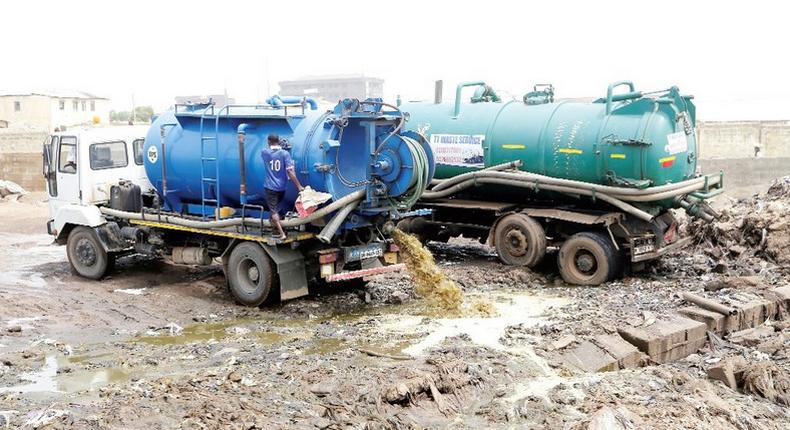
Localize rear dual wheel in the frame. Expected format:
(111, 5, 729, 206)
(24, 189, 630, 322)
(557, 231, 621, 285)
(226, 242, 276, 307)
(493, 214, 546, 267)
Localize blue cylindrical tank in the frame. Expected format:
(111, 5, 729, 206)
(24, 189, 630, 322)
(143, 99, 434, 221)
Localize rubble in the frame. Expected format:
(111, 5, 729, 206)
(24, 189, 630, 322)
(686, 175, 790, 270)
(0, 180, 26, 200)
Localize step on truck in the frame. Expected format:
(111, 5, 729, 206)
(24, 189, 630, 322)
(42, 99, 434, 305)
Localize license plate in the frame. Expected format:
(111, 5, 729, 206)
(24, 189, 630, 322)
(634, 244, 655, 255)
(345, 243, 384, 262)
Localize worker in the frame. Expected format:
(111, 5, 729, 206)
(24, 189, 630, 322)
(260, 133, 303, 240)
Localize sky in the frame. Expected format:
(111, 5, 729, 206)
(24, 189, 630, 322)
(1, 0, 788, 120)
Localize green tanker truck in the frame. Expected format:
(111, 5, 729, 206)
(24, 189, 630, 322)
(396, 80, 722, 285)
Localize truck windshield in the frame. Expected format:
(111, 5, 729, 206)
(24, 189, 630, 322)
(90, 141, 128, 170)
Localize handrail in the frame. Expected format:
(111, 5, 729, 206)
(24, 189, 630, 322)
(453, 81, 487, 118)
(605, 81, 638, 115)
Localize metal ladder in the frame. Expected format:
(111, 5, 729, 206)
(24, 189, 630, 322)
(199, 105, 223, 220)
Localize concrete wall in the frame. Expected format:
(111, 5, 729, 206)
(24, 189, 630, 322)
(697, 120, 790, 159)
(0, 130, 48, 191)
(0, 153, 44, 191)
(699, 157, 790, 189)
(0, 130, 48, 153)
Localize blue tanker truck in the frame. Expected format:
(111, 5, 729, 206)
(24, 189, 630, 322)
(42, 98, 434, 306)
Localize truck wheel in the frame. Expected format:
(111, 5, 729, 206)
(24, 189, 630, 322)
(494, 214, 546, 267)
(66, 226, 109, 279)
(227, 242, 275, 307)
(557, 231, 618, 285)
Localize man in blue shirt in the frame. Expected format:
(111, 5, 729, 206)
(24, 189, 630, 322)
(261, 134, 303, 240)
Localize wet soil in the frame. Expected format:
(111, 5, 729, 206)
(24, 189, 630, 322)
(1, 191, 789, 429)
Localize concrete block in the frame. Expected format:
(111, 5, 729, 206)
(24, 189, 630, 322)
(776, 286, 790, 302)
(561, 340, 618, 373)
(706, 356, 748, 390)
(677, 307, 725, 334)
(618, 315, 707, 364)
(593, 334, 642, 369)
(732, 299, 773, 330)
(707, 362, 739, 389)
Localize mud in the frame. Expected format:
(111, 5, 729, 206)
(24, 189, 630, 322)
(1, 190, 789, 429)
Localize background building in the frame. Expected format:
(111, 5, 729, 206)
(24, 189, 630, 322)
(0, 90, 110, 131)
(278, 75, 384, 102)
(175, 94, 236, 107)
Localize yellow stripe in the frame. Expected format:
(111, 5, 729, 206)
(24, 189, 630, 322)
(558, 148, 583, 155)
(501, 144, 525, 149)
(610, 153, 626, 159)
(130, 219, 315, 245)
(659, 156, 676, 163)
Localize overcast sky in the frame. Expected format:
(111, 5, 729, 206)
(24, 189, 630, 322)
(1, 1, 787, 120)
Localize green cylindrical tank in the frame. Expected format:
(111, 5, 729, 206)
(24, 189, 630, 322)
(401, 81, 697, 189)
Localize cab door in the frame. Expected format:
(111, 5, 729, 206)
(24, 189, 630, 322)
(49, 135, 82, 216)
(42, 135, 58, 197)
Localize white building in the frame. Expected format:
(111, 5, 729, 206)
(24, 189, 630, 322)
(0, 90, 110, 132)
(278, 75, 384, 103)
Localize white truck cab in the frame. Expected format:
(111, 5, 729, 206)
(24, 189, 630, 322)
(43, 126, 153, 241)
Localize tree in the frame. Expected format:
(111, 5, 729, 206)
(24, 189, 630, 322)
(134, 106, 154, 123)
(110, 106, 154, 123)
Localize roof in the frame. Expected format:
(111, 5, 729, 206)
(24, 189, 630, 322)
(52, 125, 149, 141)
(0, 89, 109, 99)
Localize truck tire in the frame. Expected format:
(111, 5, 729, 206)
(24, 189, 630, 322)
(66, 226, 110, 279)
(493, 214, 546, 267)
(557, 231, 618, 285)
(227, 242, 275, 307)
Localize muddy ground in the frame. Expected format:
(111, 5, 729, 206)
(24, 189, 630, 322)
(1, 188, 789, 429)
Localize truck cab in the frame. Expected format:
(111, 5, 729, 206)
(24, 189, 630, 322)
(43, 126, 153, 241)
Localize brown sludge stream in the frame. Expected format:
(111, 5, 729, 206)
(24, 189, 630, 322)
(391, 228, 463, 312)
(391, 228, 496, 316)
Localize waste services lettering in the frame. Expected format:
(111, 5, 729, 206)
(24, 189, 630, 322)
(429, 134, 486, 167)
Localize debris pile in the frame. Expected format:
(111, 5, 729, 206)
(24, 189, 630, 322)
(0, 180, 26, 200)
(708, 356, 790, 406)
(686, 176, 790, 269)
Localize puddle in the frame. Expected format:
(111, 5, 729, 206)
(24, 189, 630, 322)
(0, 233, 64, 291)
(113, 288, 147, 295)
(383, 293, 569, 356)
(0, 354, 131, 395)
(133, 320, 241, 345)
(303, 336, 417, 356)
(5, 316, 42, 330)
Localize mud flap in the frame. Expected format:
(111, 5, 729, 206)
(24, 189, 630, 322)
(262, 244, 309, 301)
